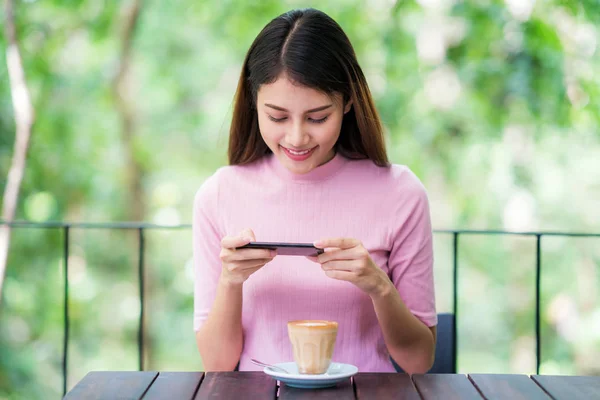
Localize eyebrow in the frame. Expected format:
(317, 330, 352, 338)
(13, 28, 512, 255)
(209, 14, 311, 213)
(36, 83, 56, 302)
(264, 103, 333, 113)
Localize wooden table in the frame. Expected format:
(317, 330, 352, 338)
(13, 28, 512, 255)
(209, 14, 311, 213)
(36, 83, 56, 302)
(63, 371, 600, 399)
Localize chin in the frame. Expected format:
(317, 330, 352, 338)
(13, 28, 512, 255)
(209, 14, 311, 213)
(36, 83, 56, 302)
(275, 152, 315, 175)
(286, 163, 314, 175)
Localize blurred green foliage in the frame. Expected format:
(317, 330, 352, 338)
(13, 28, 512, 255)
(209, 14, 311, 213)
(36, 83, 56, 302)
(1, 0, 599, 398)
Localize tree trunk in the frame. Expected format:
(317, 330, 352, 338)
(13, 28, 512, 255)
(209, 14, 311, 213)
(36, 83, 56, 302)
(112, 0, 145, 222)
(111, 0, 152, 369)
(0, 0, 36, 303)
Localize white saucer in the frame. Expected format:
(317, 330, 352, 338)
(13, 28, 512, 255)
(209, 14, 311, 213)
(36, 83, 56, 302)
(262, 362, 358, 389)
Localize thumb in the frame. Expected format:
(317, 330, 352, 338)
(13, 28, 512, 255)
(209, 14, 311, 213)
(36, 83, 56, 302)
(239, 228, 256, 242)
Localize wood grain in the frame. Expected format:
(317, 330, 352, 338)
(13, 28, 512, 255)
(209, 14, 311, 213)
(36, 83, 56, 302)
(63, 371, 158, 400)
(142, 372, 203, 400)
(193, 371, 277, 399)
(531, 375, 600, 400)
(413, 374, 483, 400)
(469, 374, 550, 400)
(354, 373, 421, 400)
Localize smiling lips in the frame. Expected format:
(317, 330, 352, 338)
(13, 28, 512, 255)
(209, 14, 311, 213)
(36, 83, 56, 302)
(281, 145, 317, 161)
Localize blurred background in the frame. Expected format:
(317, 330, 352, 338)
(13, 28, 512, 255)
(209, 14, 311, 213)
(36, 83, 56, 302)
(1, 0, 599, 398)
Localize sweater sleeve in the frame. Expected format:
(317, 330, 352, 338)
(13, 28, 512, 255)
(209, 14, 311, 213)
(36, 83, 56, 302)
(388, 168, 437, 327)
(192, 171, 224, 332)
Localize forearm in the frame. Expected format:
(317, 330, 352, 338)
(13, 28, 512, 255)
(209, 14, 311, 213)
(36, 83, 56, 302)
(195, 274, 244, 371)
(371, 280, 435, 374)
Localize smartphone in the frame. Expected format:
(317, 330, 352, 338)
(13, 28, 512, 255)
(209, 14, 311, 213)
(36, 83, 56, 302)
(238, 241, 324, 257)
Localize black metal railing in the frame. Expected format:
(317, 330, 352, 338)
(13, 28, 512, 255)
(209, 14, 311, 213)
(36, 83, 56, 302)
(1, 221, 599, 397)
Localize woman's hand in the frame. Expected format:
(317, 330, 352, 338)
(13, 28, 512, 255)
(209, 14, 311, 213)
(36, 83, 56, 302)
(313, 238, 392, 297)
(220, 228, 275, 286)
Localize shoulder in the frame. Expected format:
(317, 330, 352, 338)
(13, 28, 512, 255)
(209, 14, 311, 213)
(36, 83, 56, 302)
(388, 164, 428, 198)
(346, 159, 427, 198)
(386, 165, 429, 213)
(193, 169, 222, 212)
(194, 158, 268, 205)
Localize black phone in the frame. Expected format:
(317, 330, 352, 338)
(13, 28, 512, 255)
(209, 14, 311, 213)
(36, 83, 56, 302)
(238, 241, 324, 257)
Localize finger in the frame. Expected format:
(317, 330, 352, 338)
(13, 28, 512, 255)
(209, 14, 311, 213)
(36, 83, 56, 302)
(240, 228, 256, 242)
(317, 247, 361, 263)
(320, 259, 359, 272)
(236, 258, 274, 270)
(226, 248, 275, 261)
(323, 269, 355, 281)
(226, 258, 274, 273)
(305, 256, 319, 263)
(314, 237, 360, 250)
(221, 235, 252, 249)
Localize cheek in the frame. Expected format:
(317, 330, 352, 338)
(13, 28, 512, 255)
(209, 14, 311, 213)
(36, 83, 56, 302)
(315, 119, 343, 143)
(257, 116, 279, 142)
(317, 127, 340, 143)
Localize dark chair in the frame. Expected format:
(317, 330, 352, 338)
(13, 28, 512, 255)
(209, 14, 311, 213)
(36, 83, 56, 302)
(391, 312, 456, 374)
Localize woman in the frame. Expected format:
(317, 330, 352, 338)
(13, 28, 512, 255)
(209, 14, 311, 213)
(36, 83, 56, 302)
(193, 8, 437, 374)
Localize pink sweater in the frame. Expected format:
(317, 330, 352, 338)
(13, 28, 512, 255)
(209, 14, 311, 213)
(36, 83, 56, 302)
(192, 153, 437, 372)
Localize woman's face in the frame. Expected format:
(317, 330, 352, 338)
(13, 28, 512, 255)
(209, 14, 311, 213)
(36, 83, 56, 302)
(256, 75, 351, 175)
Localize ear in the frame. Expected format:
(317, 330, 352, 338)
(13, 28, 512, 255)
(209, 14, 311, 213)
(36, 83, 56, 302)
(344, 100, 353, 114)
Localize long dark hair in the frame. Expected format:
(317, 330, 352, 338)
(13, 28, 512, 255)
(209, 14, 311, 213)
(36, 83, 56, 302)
(228, 8, 389, 167)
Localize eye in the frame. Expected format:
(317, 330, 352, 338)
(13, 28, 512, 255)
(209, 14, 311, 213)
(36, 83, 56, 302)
(309, 116, 329, 124)
(268, 115, 287, 122)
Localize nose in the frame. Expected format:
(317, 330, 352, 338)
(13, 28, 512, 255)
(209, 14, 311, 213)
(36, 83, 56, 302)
(285, 121, 310, 148)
